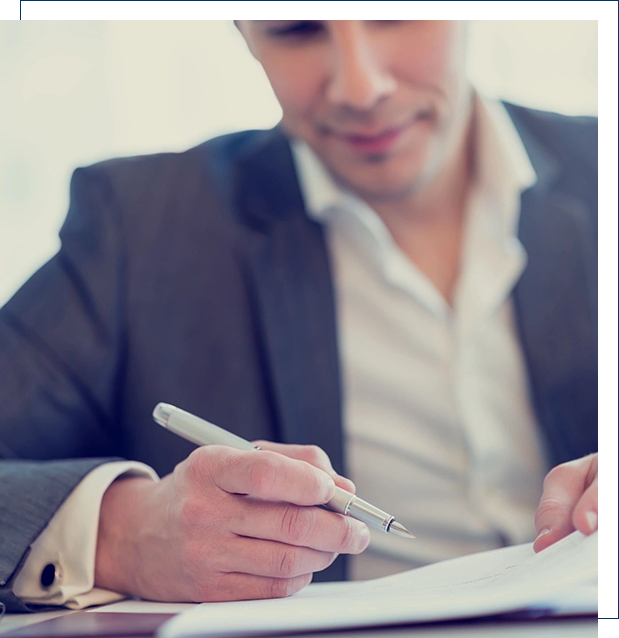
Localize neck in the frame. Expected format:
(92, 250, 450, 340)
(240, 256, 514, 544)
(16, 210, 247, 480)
(370, 107, 476, 228)
(363, 105, 477, 305)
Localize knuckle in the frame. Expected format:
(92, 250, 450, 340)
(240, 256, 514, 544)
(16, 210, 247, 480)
(188, 445, 212, 467)
(184, 446, 216, 485)
(304, 445, 329, 466)
(276, 545, 301, 578)
(304, 468, 328, 503)
(282, 505, 315, 544)
(543, 462, 573, 488)
(248, 454, 279, 495)
(212, 447, 242, 482)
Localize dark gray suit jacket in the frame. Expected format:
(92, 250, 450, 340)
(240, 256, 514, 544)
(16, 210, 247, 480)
(0, 103, 597, 611)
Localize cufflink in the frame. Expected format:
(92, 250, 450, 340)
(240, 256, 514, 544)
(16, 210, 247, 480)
(40, 563, 62, 590)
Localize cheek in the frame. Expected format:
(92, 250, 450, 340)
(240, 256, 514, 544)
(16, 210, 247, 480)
(394, 21, 465, 95)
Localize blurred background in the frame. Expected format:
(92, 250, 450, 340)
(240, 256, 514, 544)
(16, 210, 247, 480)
(0, 20, 597, 305)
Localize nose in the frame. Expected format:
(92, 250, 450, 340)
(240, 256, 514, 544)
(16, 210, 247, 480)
(326, 22, 396, 112)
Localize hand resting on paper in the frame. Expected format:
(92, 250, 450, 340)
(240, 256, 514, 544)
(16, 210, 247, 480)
(534, 452, 598, 552)
(94, 442, 369, 602)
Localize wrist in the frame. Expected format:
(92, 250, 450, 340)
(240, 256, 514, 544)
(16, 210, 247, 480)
(94, 476, 156, 594)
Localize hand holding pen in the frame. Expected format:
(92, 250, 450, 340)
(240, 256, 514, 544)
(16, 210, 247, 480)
(153, 403, 415, 539)
(96, 404, 412, 604)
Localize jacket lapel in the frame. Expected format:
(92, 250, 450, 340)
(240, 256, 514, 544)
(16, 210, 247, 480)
(231, 115, 597, 476)
(234, 129, 345, 475)
(511, 116, 597, 466)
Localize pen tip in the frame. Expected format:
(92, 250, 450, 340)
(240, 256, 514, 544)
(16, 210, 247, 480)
(388, 521, 416, 539)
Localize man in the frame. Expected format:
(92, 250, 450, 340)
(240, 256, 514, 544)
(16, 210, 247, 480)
(0, 21, 597, 611)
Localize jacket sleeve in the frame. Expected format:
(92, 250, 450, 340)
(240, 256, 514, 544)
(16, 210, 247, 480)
(0, 166, 128, 611)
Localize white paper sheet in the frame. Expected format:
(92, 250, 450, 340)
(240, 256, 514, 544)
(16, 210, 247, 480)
(159, 531, 597, 638)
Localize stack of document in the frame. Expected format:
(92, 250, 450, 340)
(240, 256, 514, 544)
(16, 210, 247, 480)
(159, 531, 597, 638)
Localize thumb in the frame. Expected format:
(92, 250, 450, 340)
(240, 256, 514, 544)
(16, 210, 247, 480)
(533, 456, 592, 552)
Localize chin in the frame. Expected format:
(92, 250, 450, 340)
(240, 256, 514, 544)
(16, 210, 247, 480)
(351, 180, 423, 204)
(340, 158, 430, 203)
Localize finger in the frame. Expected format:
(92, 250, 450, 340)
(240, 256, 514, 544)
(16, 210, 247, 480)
(231, 498, 370, 554)
(218, 536, 336, 578)
(333, 475, 356, 494)
(253, 441, 356, 493)
(572, 474, 598, 535)
(533, 457, 591, 552)
(200, 572, 312, 602)
(207, 447, 335, 505)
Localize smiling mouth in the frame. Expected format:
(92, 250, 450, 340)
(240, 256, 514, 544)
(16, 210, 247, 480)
(328, 112, 431, 155)
(339, 123, 410, 155)
(347, 123, 406, 139)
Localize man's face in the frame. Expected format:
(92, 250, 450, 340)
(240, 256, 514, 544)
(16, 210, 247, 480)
(239, 21, 472, 203)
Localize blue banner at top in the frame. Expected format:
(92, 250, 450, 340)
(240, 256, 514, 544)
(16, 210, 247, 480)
(19, 0, 604, 20)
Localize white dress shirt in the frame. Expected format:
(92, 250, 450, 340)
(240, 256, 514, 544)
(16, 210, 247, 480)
(292, 93, 549, 579)
(15, 93, 549, 604)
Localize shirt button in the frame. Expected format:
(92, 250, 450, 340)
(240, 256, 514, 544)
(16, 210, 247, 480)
(40, 563, 62, 590)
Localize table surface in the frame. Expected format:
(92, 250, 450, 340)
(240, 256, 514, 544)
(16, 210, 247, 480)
(0, 603, 598, 638)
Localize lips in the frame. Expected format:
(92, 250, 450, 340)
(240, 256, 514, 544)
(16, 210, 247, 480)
(336, 121, 413, 155)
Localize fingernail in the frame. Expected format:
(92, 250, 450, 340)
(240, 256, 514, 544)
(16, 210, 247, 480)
(535, 527, 551, 543)
(585, 511, 597, 532)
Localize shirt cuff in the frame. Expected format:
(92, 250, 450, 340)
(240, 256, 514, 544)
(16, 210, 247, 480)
(13, 461, 159, 609)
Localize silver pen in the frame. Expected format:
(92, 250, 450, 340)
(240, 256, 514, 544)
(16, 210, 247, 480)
(153, 403, 415, 539)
